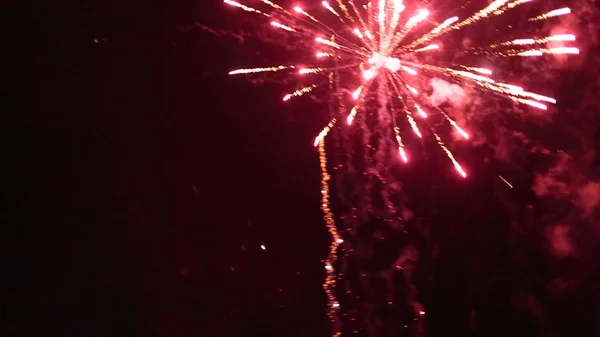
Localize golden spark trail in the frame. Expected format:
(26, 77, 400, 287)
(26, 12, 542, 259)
(317, 138, 342, 331)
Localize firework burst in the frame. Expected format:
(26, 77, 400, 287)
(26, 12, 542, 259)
(224, 0, 578, 334)
(226, 0, 578, 177)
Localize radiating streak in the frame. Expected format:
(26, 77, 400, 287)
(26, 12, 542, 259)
(490, 34, 576, 48)
(529, 7, 571, 21)
(316, 37, 341, 49)
(414, 103, 427, 118)
(299, 68, 324, 74)
(347, 105, 359, 124)
(435, 107, 470, 139)
(408, 0, 529, 49)
(434, 133, 467, 178)
(314, 118, 337, 146)
(271, 21, 296, 32)
(405, 84, 418, 95)
(283, 85, 316, 101)
(413, 44, 439, 52)
(229, 65, 293, 75)
(316, 51, 334, 58)
(462, 66, 492, 75)
(224, 0, 269, 16)
(518, 47, 579, 56)
(322, 1, 341, 18)
(294, 6, 319, 23)
(394, 126, 408, 163)
(401, 66, 417, 75)
(498, 175, 513, 188)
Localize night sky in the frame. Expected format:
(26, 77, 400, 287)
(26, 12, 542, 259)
(7, 0, 600, 336)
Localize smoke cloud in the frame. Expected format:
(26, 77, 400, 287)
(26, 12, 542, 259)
(428, 78, 468, 107)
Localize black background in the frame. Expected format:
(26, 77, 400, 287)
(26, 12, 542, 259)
(5, 0, 600, 336)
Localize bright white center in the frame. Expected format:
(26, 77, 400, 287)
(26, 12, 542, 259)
(363, 53, 401, 80)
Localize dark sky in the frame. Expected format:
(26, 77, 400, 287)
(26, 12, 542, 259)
(7, 0, 600, 336)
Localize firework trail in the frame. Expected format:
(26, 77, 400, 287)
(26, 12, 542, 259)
(224, 0, 579, 335)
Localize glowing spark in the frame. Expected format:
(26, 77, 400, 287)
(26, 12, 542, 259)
(316, 52, 333, 58)
(519, 50, 543, 56)
(401, 66, 417, 75)
(271, 21, 296, 32)
(404, 108, 422, 138)
(283, 85, 316, 101)
(414, 103, 427, 118)
(405, 84, 418, 95)
(352, 86, 363, 100)
(260, 244, 266, 250)
(322, 1, 340, 17)
(414, 44, 439, 52)
(316, 37, 341, 49)
(513, 38, 535, 45)
(498, 175, 513, 188)
(399, 147, 408, 162)
(548, 34, 576, 42)
(430, 16, 459, 35)
(314, 119, 337, 146)
(529, 7, 571, 21)
(353, 28, 364, 39)
(295, 5, 319, 23)
(463, 66, 492, 75)
(434, 133, 467, 178)
(224, 0, 269, 16)
(347, 106, 359, 125)
(549, 47, 580, 54)
(229, 66, 293, 75)
(299, 68, 324, 74)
